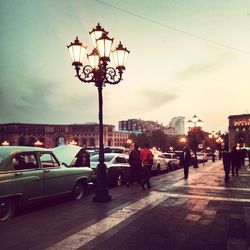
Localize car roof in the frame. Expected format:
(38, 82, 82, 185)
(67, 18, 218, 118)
(0, 146, 50, 160)
(90, 153, 127, 158)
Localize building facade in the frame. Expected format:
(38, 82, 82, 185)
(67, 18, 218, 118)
(228, 114, 250, 149)
(169, 116, 185, 135)
(0, 123, 129, 148)
(118, 119, 178, 135)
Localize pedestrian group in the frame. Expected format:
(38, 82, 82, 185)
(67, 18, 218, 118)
(222, 146, 249, 182)
(128, 143, 154, 190)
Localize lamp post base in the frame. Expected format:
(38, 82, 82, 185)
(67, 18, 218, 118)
(93, 190, 112, 202)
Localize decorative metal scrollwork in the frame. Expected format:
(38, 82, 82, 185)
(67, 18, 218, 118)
(75, 65, 95, 83)
(105, 67, 123, 85)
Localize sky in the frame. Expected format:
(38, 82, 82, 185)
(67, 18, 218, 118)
(0, 0, 249, 133)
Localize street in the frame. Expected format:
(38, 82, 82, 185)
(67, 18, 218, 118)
(1, 161, 250, 250)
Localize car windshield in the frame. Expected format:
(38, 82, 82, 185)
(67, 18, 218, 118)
(164, 154, 171, 159)
(90, 154, 115, 163)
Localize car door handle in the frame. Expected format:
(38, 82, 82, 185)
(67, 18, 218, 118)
(44, 169, 50, 173)
(15, 172, 23, 176)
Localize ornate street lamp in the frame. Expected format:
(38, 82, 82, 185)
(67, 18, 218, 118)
(187, 115, 204, 168)
(67, 23, 130, 202)
(208, 131, 219, 162)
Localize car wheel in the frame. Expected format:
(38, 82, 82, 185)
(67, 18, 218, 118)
(117, 172, 124, 187)
(0, 199, 15, 221)
(72, 181, 85, 200)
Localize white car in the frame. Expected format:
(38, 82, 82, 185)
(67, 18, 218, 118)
(196, 152, 208, 163)
(90, 153, 130, 187)
(150, 150, 169, 174)
(163, 153, 180, 170)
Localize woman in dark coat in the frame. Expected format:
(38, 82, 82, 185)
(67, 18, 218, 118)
(128, 143, 142, 185)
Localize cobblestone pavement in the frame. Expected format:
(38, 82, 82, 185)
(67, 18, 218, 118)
(1, 160, 250, 250)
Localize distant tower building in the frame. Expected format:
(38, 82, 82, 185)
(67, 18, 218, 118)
(169, 116, 185, 135)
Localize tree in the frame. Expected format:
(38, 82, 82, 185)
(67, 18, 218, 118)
(151, 130, 167, 151)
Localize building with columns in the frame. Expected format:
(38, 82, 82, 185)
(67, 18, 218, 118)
(0, 123, 130, 148)
(228, 114, 250, 149)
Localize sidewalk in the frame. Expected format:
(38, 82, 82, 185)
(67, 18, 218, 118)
(1, 160, 250, 250)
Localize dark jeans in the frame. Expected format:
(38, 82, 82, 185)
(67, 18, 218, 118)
(141, 165, 151, 188)
(184, 165, 189, 178)
(223, 163, 230, 181)
(129, 166, 142, 184)
(232, 163, 240, 175)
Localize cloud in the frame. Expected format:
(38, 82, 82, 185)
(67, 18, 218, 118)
(176, 52, 238, 80)
(142, 90, 178, 109)
(0, 77, 98, 124)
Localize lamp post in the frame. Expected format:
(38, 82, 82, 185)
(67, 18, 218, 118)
(187, 115, 204, 168)
(67, 23, 130, 202)
(208, 131, 219, 162)
(216, 136, 224, 160)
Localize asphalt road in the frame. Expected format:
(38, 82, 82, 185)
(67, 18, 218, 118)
(1, 160, 250, 250)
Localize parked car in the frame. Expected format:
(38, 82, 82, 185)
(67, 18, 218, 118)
(196, 152, 208, 163)
(163, 153, 180, 170)
(150, 150, 169, 174)
(90, 153, 130, 187)
(0, 146, 92, 221)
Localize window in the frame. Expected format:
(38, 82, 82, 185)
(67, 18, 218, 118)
(40, 153, 60, 168)
(13, 153, 39, 170)
(115, 157, 128, 164)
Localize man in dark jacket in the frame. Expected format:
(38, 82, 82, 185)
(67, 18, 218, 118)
(180, 147, 191, 179)
(230, 146, 241, 176)
(128, 144, 142, 185)
(222, 147, 231, 182)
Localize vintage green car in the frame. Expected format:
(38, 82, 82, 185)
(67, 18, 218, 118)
(0, 146, 92, 221)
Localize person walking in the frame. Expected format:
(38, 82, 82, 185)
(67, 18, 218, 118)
(230, 146, 241, 176)
(222, 147, 231, 182)
(140, 143, 154, 190)
(180, 147, 191, 179)
(128, 143, 142, 185)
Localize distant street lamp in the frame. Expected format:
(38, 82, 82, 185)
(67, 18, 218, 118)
(125, 139, 133, 148)
(2, 141, 10, 146)
(34, 140, 43, 147)
(208, 131, 219, 162)
(67, 23, 130, 202)
(179, 137, 187, 144)
(69, 140, 78, 145)
(187, 115, 204, 168)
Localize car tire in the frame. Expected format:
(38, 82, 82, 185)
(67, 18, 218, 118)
(72, 181, 86, 200)
(116, 172, 124, 187)
(0, 198, 15, 221)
